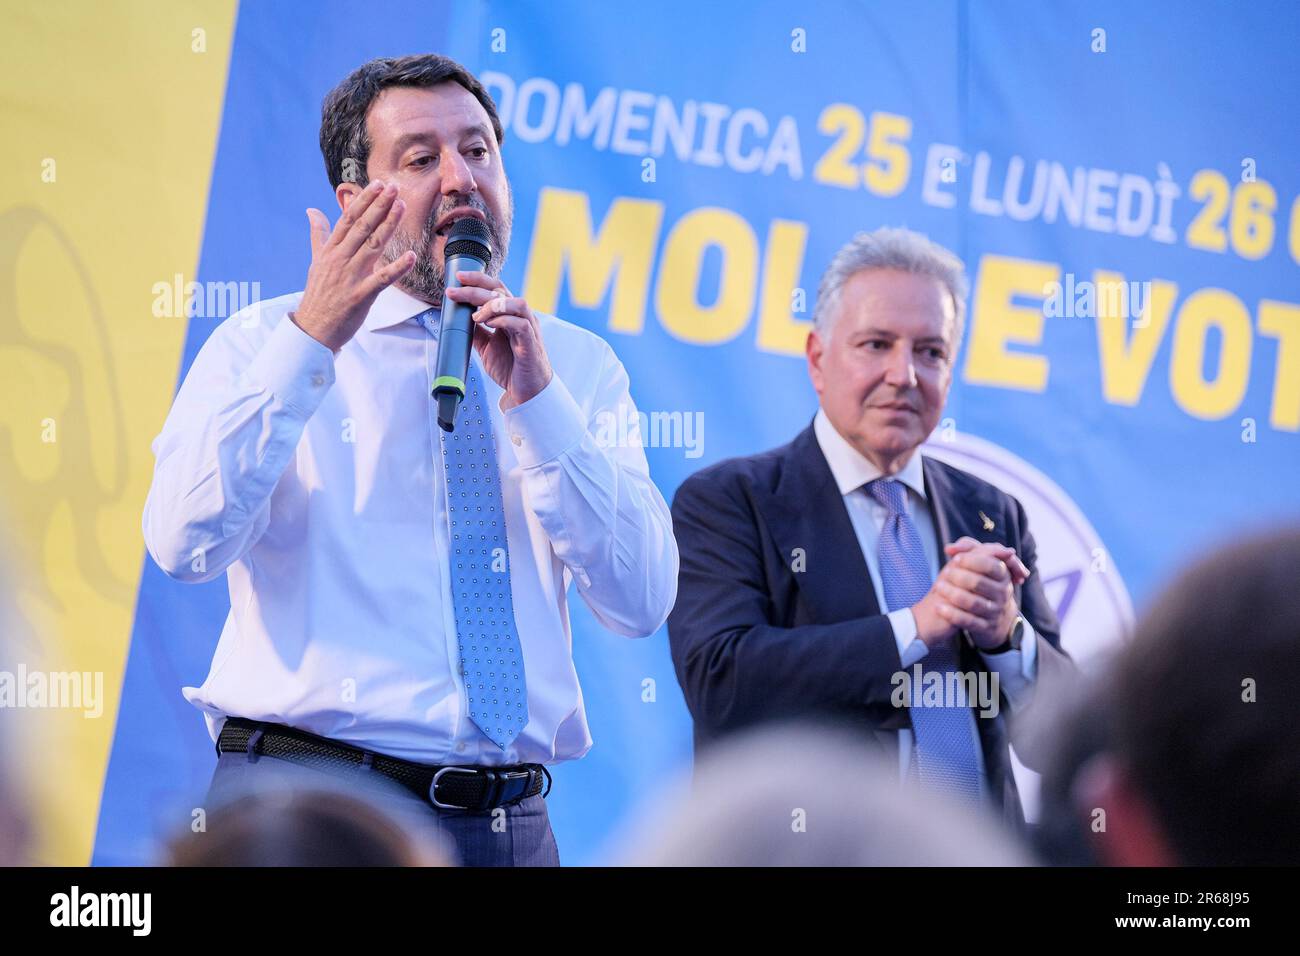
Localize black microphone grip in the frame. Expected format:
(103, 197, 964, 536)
(432, 218, 493, 432)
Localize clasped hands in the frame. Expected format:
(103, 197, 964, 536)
(911, 536, 1028, 650)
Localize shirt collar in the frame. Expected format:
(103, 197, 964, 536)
(812, 407, 927, 501)
(363, 285, 440, 331)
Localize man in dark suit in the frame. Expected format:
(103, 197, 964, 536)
(668, 227, 1075, 829)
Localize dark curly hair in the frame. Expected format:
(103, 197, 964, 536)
(319, 53, 504, 190)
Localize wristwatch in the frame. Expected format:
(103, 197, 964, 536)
(984, 614, 1026, 655)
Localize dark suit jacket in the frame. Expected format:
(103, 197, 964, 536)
(667, 423, 1076, 829)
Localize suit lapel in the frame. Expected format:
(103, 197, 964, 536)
(755, 423, 882, 623)
(922, 454, 962, 566)
(762, 441, 973, 617)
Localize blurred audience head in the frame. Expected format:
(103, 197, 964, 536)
(165, 783, 450, 867)
(609, 722, 1030, 866)
(1033, 674, 1111, 866)
(1041, 526, 1300, 866)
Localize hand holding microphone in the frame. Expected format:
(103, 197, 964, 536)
(442, 243, 552, 421)
(294, 193, 554, 430)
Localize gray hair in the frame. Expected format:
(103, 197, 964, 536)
(812, 227, 969, 350)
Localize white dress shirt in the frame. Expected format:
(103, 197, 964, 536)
(144, 284, 678, 766)
(811, 409, 1038, 785)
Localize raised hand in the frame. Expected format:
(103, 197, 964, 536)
(293, 180, 416, 353)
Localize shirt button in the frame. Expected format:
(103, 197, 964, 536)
(311, 374, 325, 387)
(510, 435, 522, 446)
(456, 743, 467, 753)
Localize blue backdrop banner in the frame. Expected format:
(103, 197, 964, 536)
(93, 0, 1300, 865)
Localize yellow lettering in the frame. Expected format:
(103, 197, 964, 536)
(1170, 288, 1252, 420)
(755, 219, 810, 355)
(655, 207, 757, 345)
(1258, 299, 1300, 431)
(1094, 270, 1178, 405)
(522, 188, 662, 334)
(963, 254, 1056, 392)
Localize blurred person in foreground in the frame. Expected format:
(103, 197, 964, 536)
(1039, 527, 1300, 866)
(166, 775, 450, 867)
(669, 228, 1076, 832)
(610, 723, 1030, 866)
(1030, 674, 1109, 865)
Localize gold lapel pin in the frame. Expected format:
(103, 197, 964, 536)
(979, 510, 995, 531)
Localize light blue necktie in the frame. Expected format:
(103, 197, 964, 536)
(867, 478, 983, 805)
(415, 308, 528, 750)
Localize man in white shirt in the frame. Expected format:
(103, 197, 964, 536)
(667, 228, 1075, 833)
(143, 53, 678, 866)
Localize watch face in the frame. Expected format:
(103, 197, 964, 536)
(1010, 616, 1025, 650)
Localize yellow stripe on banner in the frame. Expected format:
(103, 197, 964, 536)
(0, 1, 237, 864)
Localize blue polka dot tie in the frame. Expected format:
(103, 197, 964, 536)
(866, 478, 983, 806)
(416, 308, 528, 750)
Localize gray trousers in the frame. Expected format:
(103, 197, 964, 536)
(203, 748, 560, 867)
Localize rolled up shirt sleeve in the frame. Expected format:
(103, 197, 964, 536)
(142, 309, 334, 583)
(502, 345, 678, 638)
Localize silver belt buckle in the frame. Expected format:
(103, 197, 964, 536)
(429, 766, 479, 809)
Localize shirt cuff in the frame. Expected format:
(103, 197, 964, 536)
(243, 313, 336, 416)
(501, 373, 587, 468)
(1020, 620, 1039, 681)
(888, 607, 930, 667)
(979, 620, 1039, 709)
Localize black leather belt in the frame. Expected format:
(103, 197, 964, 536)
(216, 717, 550, 811)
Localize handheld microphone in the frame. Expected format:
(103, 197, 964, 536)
(432, 217, 493, 432)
